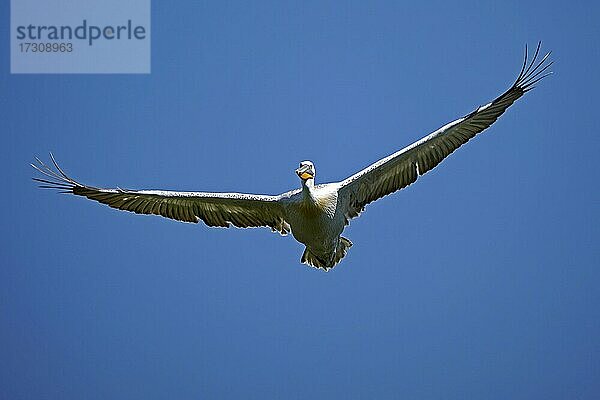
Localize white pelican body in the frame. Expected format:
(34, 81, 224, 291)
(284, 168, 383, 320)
(283, 174, 349, 268)
(33, 43, 552, 271)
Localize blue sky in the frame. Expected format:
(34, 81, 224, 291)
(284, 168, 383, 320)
(2, 1, 599, 399)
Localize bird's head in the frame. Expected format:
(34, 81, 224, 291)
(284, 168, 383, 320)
(296, 160, 315, 181)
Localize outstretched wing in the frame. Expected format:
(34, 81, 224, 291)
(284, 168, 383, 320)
(338, 42, 552, 222)
(32, 155, 291, 234)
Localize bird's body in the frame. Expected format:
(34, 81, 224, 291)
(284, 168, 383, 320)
(33, 43, 552, 271)
(283, 180, 349, 268)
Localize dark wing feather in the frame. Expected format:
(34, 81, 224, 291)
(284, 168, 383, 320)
(32, 154, 290, 234)
(338, 42, 552, 222)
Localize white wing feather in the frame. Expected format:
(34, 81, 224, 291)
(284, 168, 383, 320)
(32, 155, 291, 234)
(338, 42, 552, 222)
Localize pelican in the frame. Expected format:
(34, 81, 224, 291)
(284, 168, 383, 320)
(33, 43, 552, 271)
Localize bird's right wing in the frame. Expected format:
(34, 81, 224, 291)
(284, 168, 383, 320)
(32, 155, 291, 235)
(338, 42, 552, 223)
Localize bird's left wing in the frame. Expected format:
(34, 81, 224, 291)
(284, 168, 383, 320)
(338, 42, 552, 222)
(32, 155, 291, 234)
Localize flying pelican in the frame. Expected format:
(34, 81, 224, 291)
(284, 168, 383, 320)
(33, 43, 552, 271)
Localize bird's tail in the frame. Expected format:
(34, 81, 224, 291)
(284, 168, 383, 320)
(301, 237, 353, 272)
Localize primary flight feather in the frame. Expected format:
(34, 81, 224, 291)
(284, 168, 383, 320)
(33, 43, 552, 271)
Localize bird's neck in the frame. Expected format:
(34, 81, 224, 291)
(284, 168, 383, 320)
(301, 179, 317, 204)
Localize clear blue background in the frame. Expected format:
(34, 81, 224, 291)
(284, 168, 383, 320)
(2, 1, 599, 399)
